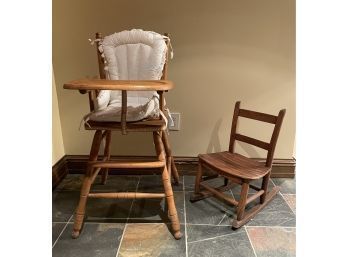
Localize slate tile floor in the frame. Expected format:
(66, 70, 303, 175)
(53, 174, 296, 257)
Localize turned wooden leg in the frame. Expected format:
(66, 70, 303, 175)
(260, 173, 271, 203)
(154, 131, 182, 239)
(72, 130, 103, 239)
(72, 174, 93, 238)
(162, 130, 180, 184)
(236, 181, 249, 221)
(101, 130, 111, 185)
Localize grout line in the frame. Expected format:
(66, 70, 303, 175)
(115, 223, 127, 257)
(186, 223, 231, 227)
(270, 178, 276, 187)
(186, 223, 296, 228)
(188, 230, 244, 244)
(245, 227, 258, 257)
(245, 225, 296, 229)
(183, 176, 188, 257)
(216, 213, 227, 226)
(126, 177, 141, 223)
(279, 192, 296, 215)
(230, 188, 235, 199)
(52, 214, 73, 249)
(215, 188, 235, 226)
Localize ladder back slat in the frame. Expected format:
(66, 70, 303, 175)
(235, 133, 270, 150)
(239, 109, 278, 124)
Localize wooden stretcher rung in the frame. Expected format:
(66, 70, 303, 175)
(202, 174, 219, 181)
(88, 192, 166, 199)
(249, 184, 262, 191)
(246, 189, 264, 205)
(200, 183, 239, 206)
(190, 183, 236, 202)
(88, 161, 165, 169)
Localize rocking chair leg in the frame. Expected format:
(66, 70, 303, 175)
(236, 181, 249, 221)
(154, 131, 182, 240)
(101, 130, 112, 185)
(260, 173, 271, 204)
(72, 130, 103, 239)
(162, 130, 180, 184)
(232, 185, 280, 229)
(188, 160, 205, 202)
(224, 178, 229, 186)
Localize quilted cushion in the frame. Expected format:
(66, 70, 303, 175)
(94, 29, 167, 119)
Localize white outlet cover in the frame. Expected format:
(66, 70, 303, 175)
(169, 112, 180, 131)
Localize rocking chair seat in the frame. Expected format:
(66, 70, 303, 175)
(199, 151, 270, 180)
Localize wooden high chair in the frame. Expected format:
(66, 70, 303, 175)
(63, 30, 182, 239)
(190, 101, 286, 229)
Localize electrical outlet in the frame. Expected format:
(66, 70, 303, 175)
(169, 112, 181, 131)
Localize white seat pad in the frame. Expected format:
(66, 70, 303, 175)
(91, 29, 167, 122)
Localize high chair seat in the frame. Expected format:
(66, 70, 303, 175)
(85, 118, 166, 131)
(199, 152, 270, 180)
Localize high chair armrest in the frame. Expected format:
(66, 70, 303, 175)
(63, 79, 174, 91)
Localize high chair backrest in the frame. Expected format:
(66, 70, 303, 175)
(88, 29, 171, 112)
(229, 101, 286, 167)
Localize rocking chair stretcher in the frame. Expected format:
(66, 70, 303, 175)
(63, 31, 182, 240)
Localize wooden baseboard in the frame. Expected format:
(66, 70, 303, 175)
(52, 156, 68, 189)
(53, 155, 295, 189)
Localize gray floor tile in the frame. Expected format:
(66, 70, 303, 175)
(137, 174, 183, 192)
(188, 226, 255, 257)
(52, 223, 67, 245)
(52, 173, 296, 257)
(52, 191, 80, 222)
(272, 178, 296, 194)
(190, 192, 295, 227)
(83, 198, 134, 223)
(56, 174, 140, 192)
(128, 192, 185, 223)
(56, 174, 83, 191)
(52, 223, 125, 257)
(282, 194, 296, 214)
(187, 224, 235, 243)
(246, 194, 296, 227)
(184, 175, 227, 192)
(185, 191, 235, 226)
(247, 227, 296, 257)
(184, 175, 197, 191)
(92, 175, 139, 192)
(118, 223, 186, 257)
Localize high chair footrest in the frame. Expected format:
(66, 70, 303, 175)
(88, 192, 166, 199)
(88, 161, 166, 169)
